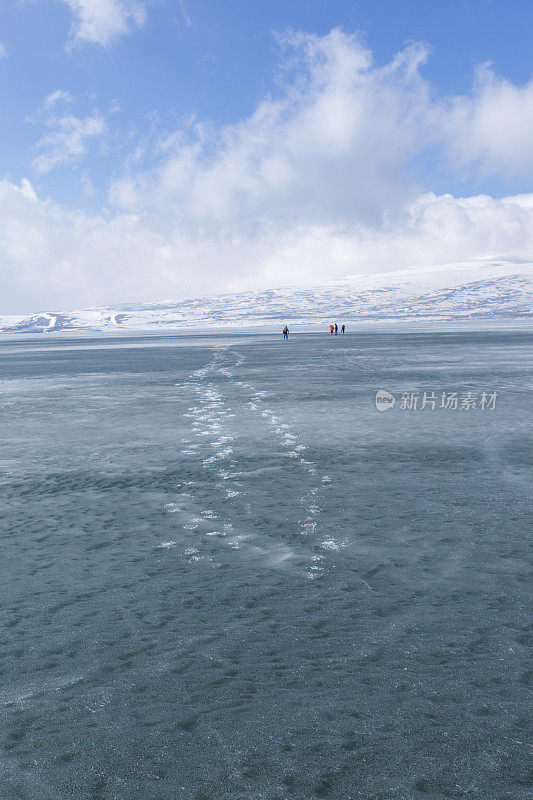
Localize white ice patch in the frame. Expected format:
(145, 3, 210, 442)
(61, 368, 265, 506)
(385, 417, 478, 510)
(217, 447, 234, 458)
(321, 540, 340, 550)
(301, 521, 316, 535)
(227, 534, 249, 550)
(183, 517, 202, 529)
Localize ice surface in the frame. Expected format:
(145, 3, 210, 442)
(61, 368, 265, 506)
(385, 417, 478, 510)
(0, 330, 531, 799)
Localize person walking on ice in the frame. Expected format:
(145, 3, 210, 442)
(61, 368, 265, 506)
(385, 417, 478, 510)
(329, 324, 334, 334)
(283, 325, 289, 340)
(341, 324, 345, 334)
(334, 323, 338, 335)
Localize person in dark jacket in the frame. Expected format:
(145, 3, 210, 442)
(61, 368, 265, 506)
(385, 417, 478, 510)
(283, 325, 289, 340)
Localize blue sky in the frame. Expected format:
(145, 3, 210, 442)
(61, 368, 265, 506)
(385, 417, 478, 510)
(0, 0, 532, 311)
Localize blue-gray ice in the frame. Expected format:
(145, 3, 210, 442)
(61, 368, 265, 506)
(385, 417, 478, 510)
(0, 330, 531, 800)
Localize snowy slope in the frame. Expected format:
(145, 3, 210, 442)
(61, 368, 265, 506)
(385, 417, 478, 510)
(1, 259, 531, 333)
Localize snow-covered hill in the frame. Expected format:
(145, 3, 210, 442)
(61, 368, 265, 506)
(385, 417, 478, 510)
(1, 259, 531, 333)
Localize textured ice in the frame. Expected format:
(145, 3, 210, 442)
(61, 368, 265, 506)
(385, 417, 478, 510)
(0, 329, 531, 800)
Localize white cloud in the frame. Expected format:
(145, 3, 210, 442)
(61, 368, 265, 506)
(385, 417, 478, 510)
(108, 30, 533, 232)
(57, 0, 146, 48)
(43, 89, 72, 110)
(178, 0, 191, 28)
(1, 29, 533, 311)
(110, 32, 432, 229)
(0, 43, 7, 58)
(444, 65, 533, 176)
(33, 114, 105, 172)
(32, 91, 106, 173)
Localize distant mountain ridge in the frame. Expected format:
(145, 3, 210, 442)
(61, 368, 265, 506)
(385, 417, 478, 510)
(1, 259, 531, 333)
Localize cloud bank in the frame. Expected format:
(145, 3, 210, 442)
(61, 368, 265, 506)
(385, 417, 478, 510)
(1, 30, 533, 312)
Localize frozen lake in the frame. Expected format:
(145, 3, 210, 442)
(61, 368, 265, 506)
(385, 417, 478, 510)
(0, 330, 531, 800)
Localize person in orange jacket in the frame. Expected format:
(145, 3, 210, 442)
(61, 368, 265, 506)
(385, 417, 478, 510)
(283, 325, 289, 340)
(329, 324, 334, 334)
